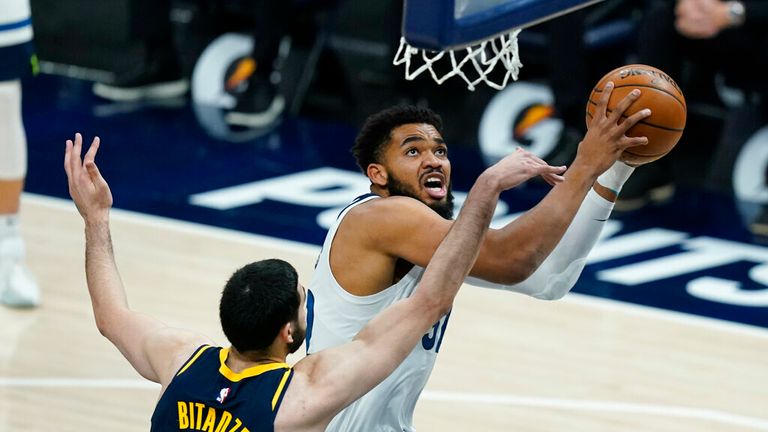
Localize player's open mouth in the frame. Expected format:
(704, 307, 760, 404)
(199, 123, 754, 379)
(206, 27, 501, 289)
(422, 174, 447, 200)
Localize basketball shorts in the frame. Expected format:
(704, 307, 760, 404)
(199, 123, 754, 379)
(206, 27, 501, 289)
(0, 41, 36, 81)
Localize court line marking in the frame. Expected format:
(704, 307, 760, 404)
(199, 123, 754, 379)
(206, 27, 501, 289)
(25, 192, 768, 339)
(25, 193, 320, 256)
(421, 391, 768, 430)
(1, 377, 766, 430)
(562, 292, 768, 340)
(0, 378, 157, 389)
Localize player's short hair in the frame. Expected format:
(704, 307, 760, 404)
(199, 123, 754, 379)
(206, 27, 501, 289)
(220, 259, 300, 353)
(352, 105, 444, 174)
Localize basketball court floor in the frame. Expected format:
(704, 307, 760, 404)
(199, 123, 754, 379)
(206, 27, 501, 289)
(1, 69, 767, 431)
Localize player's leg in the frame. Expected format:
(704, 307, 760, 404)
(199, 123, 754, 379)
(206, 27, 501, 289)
(0, 78, 39, 307)
(0, 0, 40, 306)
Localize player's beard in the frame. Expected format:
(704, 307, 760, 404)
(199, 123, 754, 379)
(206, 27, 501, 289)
(387, 172, 454, 220)
(288, 320, 305, 354)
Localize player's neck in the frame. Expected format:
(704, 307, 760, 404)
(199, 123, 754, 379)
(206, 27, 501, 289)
(228, 346, 287, 370)
(370, 184, 388, 197)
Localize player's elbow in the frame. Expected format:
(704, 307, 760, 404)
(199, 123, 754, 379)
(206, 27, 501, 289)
(530, 257, 585, 300)
(93, 309, 124, 340)
(433, 301, 453, 320)
(532, 286, 568, 301)
(95, 316, 114, 338)
(416, 294, 453, 323)
(428, 298, 453, 321)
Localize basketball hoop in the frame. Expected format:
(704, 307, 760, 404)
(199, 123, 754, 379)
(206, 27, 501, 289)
(393, 30, 522, 91)
(395, 0, 602, 91)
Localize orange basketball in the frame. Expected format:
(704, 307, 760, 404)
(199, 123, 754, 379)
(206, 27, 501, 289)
(586, 64, 687, 165)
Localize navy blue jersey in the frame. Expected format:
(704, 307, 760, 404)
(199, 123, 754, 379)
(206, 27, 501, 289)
(151, 345, 294, 432)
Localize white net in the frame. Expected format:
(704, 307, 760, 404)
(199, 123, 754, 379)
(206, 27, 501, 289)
(392, 30, 522, 91)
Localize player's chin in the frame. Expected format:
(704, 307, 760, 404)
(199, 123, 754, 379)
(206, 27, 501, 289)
(422, 187, 448, 202)
(421, 194, 446, 206)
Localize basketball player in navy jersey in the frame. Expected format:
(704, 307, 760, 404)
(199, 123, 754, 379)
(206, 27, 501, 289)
(63, 129, 560, 431)
(307, 86, 652, 430)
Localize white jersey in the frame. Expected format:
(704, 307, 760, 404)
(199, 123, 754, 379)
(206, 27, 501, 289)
(0, 0, 33, 48)
(306, 194, 451, 432)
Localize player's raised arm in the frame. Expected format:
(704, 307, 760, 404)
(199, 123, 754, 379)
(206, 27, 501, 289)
(356, 85, 650, 287)
(64, 134, 211, 388)
(275, 147, 546, 431)
(334, 146, 568, 296)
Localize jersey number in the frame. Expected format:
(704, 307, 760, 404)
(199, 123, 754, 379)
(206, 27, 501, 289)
(421, 311, 451, 353)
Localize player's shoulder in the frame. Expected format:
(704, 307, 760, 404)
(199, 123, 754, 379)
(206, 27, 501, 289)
(340, 196, 437, 244)
(347, 195, 428, 219)
(274, 354, 329, 430)
(146, 328, 216, 386)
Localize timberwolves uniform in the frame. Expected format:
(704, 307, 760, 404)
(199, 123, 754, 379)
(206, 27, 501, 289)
(0, 0, 36, 81)
(306, 194, 451, 432)
(152, 345, 293, 432)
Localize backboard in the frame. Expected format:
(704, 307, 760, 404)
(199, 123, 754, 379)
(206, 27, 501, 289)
(403, 0, 605, 51)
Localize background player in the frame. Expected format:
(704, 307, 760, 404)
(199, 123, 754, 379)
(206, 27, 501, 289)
(63, 129, 556, 430)
(0, 0, 39, 307)
(308, 85, 651, 430)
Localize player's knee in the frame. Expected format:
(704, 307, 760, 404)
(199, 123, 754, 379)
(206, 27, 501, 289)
(0, 79, 22, 101)
(0, 142, 27, 179)
(0, 80, 28, 180)
(0, 162, 26, 180)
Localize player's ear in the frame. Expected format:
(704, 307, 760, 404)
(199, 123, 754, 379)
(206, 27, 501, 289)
(280, 322, 293, 344)
(367, 163, 388, 187)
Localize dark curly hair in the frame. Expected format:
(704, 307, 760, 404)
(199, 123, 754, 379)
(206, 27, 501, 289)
(351, 105, 443, 174)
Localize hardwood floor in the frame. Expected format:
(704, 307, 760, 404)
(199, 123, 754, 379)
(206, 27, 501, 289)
(2, 194, 766, 431)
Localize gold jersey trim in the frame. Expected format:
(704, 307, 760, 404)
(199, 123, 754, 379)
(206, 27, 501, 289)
(271, 369, 292, 411)
(176, 345, 213, 377)
(218, 347, 290, 382)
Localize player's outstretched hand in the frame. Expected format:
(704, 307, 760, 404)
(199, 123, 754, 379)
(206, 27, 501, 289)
(485, 147, 566, 191)
(577, 82, 652, 175)
(64, 133, 113, 223)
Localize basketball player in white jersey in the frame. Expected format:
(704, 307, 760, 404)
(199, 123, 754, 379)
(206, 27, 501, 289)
(308, 86, 652, 431)
(0, 0, 39, 307)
